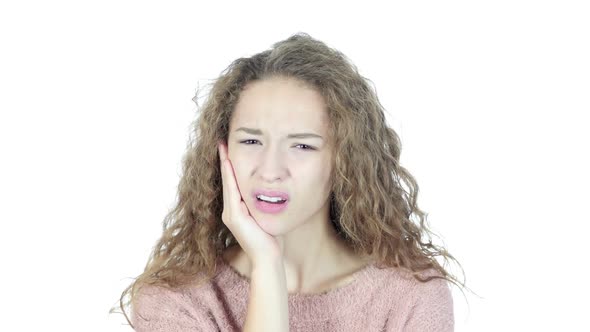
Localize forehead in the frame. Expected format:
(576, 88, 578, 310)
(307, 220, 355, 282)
(230, 77, 329, 133)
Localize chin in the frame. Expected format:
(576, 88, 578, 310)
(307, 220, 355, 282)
(253, 216, 294, 236)
(254, 216, 282, 233)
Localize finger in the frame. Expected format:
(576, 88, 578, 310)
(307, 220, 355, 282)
(219, 142, 229, 217)
(219, 142, 242, 221)
(224, 156, 241, 209)
(218, 140, 226, 161)
(220, 145, 245, 216)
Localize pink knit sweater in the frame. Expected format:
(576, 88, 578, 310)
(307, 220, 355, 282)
(131, 256, 454, 331)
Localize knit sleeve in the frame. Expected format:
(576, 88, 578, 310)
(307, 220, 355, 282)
(399, 277, 455, 332)
(131, 284, 219, 332)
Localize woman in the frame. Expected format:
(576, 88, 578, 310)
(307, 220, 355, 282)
(112, 32, 471, 331)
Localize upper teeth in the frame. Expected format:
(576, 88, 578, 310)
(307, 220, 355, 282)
(257, 194, 285, 202)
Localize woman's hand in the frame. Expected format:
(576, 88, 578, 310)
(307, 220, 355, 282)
(218, 141, 283, 266)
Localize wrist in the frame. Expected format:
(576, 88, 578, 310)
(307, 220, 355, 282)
(251, 256, 284, 273)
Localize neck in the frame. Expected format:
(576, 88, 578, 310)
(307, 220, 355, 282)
(280, 229, 349, 292)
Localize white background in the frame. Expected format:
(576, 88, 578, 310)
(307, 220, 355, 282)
(1, 1, 588, 331)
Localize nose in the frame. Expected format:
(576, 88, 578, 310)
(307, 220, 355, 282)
(256, 144, 289, 182)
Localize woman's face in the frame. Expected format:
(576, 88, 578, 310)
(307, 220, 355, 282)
(227, 76, 333, 235)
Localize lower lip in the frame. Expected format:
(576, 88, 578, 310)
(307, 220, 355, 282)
(254, 199, 289, 214)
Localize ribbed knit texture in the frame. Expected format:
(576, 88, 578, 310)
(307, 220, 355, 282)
(132, 256, 454, 331)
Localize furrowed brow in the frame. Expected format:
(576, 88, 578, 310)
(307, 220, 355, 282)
(234, 127, 323, 140)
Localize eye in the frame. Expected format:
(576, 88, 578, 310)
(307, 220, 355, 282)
(238, 140, 316, 151)
(240, 139, 259, 145)
(294, 144, 315, 151)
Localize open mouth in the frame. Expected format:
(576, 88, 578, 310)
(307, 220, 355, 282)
(254, 196, 289, 214)
(256, 197, 287, 204)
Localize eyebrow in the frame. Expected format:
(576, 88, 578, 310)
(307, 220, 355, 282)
(234, 127, 324, 140)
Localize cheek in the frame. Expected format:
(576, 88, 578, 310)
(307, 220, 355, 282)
(296, 164, 332, 196)
(224, 151, 247, 191)
(230, 161, 248, 190)
(227, 147, 246, 168)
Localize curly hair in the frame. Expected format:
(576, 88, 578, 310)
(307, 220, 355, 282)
(110, 32, 474, 328)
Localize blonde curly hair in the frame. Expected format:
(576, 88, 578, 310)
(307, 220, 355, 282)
(110, 32, 474, 329)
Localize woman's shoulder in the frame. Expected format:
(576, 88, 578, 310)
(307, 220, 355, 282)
(370, 263, 452, 295)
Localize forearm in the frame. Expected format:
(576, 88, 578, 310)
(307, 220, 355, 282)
(243, 258, 289, 332)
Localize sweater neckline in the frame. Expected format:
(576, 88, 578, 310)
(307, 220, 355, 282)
(213, 255, 387, 321)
